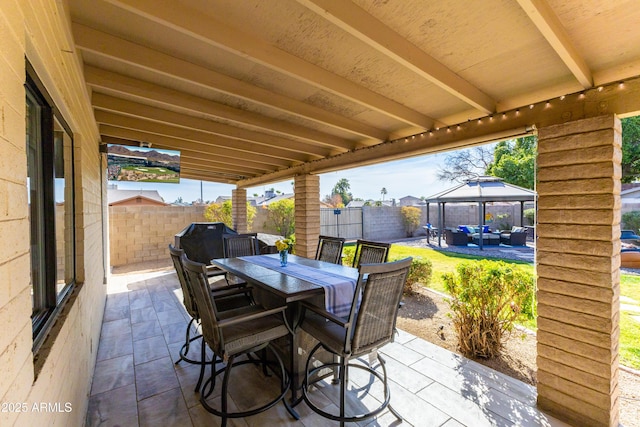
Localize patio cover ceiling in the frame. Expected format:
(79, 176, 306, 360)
(425, 177, 536, 204)
(66, 0, 640, 186)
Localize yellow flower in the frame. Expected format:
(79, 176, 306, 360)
(275, 239, 292, 252)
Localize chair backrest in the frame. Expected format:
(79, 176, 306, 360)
(181, 254, 224, 355)
(223, 233, 259, 258)
(315, 235, 345, 264)
(352, 239, 391, 268)
(346, 257, 412, 356)
(168, 244, 198, 319)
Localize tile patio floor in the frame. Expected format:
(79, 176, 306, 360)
(85, 263, 571, 427)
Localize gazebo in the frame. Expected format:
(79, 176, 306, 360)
(425, 176, 537, 248)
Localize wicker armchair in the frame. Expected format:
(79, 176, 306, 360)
(168, 244, 253, 391)
(182, 255, 297, 426)
(299, 257, 412, 425)
(352, 239, 391, 268)
(315, 235, 345, 264)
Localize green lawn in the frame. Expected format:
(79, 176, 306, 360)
(389, 244, 640, 370)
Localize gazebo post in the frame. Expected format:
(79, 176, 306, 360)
(438, 202, 444, 247)
(520, 200, 525, 226)
(478, 201, 484, 250)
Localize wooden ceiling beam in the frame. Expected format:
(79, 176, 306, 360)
(84, 66, 356, 152)
(516, 0, 592, 88)
(103, 0, 435, 129)
(100, 127, 283, 170)
(72, 22, 388, 140)
(180, 168, 240, 184)
(92, 93, 331, 158)
(95, 110, 311, 163)
(297, 0, 495, 114)
(237, 77, 640, 187)
(101, 135, 265, 177)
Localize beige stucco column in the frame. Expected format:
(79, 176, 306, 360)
(294, 174, 320, 258)
(231, 188, 248, 233)
(536, 115, 621, 427)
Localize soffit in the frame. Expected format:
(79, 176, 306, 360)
(67, 0, 640, 185)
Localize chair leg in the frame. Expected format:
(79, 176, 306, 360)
(195, 339, 207, 393)
(175, 318, 195, 365)
(339, 358, 346, 427)
(220, 354, 235, 427)
(378, 354, 402, 423)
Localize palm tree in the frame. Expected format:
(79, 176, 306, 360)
(381, 187, 388, 201)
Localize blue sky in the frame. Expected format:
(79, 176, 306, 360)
(110, 151, 452, 204)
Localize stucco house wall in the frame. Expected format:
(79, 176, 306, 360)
(0, 1, 105, 425)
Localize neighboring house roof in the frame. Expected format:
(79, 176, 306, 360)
(346, 200, 365, 208)
(107, 189, 167, 206)
(255, 193, 294, 206)
(399, 195, 424, 206)
(621, 186, 640, 199)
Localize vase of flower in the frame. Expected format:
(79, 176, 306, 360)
(275, 238, 293, 267)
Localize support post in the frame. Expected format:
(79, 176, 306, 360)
(536, 115, 621, 427)
(294, 175, 320, 258)
(231, 188, 248, 233)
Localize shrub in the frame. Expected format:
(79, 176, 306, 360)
(204, 200, 256, 230)
(442, 260, 535, 359)
(266, 199, 295, 238)
(389, 255, 432, 295)
(400, 206, 422, 237)
(523, 208, 535, 226)
(622, 211, 640, 233)
(341, 246, 355, 267)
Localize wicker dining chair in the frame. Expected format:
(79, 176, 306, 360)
(352, 239, 391, 268)
(168, 244, 253, 391)
(299, 257, 412, 426)
(314, 235, 346, 264)
(221, 233, 260, 286)
(182, 254, 297, 426)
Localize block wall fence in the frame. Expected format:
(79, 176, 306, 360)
(108, 202, 532, 266)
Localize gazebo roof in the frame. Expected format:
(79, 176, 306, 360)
(425, 176, 536, 204)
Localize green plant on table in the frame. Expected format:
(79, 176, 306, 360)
(443, 259, 535, 359)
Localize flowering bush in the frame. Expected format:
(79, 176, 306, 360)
(275, 238, 293, 252)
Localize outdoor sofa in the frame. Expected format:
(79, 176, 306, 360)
(499, 226, 528, 246)
(444, 228, 469, 246)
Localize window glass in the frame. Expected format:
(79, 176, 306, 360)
(26, 69, 76, 349)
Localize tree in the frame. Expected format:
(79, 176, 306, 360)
(381, 187, 387, 201)
(400, 206, 421, 237)
(331, 178, 353, 206)
(437, 146, 494, 183)
(204, 200, 256, 230)
(485, 136, 536, 189)
(622, 116, 640, 183)
(266, 199, 295, 238)
(174, 196, 183, 204)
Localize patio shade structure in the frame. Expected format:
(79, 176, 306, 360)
(425, 176, 537, 249)
(6, 1, 640, 426)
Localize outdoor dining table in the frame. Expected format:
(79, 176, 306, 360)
(210, 253, 360, 400)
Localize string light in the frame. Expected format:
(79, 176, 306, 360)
(385, 78, 630, 145)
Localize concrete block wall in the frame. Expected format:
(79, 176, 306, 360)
(536, 115, 621, 427)
(109, 205, 205, 266)
(362, 206, 406, 240)
(0, 1, 106, 426)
